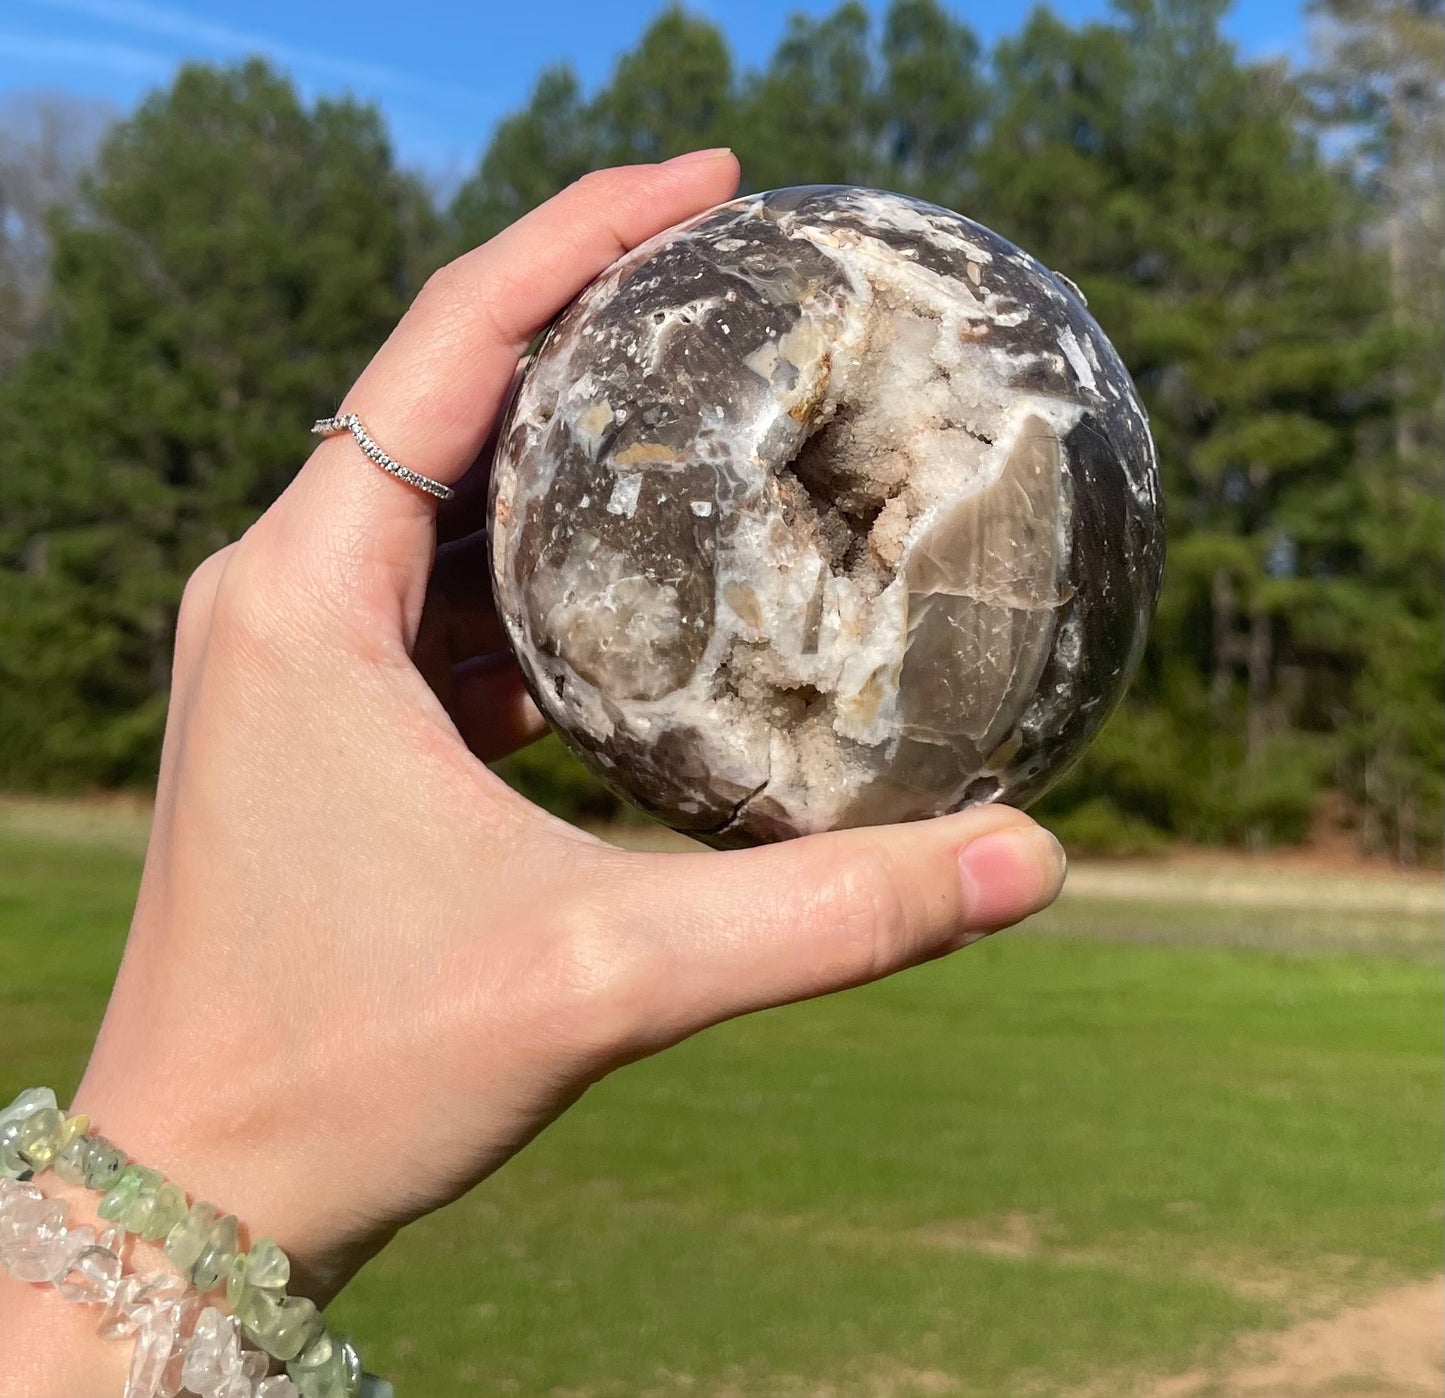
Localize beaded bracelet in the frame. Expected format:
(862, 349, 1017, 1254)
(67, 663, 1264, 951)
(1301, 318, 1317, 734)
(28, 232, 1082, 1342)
(0, 1088, 391, 1398)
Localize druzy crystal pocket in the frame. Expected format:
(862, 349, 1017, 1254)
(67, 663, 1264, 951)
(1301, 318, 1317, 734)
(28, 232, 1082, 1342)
(489, 187, 1164, 846)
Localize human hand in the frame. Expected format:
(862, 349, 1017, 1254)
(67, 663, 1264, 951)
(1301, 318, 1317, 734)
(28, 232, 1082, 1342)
(65, 152, 1066, 1314)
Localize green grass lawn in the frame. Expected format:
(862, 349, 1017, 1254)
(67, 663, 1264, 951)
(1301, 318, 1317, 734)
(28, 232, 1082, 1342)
(2, 806, 1440, 1397)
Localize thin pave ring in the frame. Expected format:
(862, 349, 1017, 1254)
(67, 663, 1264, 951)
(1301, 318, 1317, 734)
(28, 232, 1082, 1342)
(311, 412, 455, 502)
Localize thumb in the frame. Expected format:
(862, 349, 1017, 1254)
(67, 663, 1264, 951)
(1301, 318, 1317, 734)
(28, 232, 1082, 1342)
(631, 807, 1066, 1041)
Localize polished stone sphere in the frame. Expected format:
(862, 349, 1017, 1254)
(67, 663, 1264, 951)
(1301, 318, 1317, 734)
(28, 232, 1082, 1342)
(489, 187, 1164, 846)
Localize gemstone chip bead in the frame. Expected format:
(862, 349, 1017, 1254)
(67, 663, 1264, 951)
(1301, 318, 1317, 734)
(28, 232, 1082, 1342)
(288, 1330, 359, 1398)
(15, 1107, 65, 1170)
(242, 1348, 272, 1381)
(0, 1134, 25, 1178)
(181, 1305, 238, 1395)
(240, 1287, 322, 1362)
(53, 1134, 91, 1185)
(165, 1198, 219, 1270)
(0, 1176, 42, 1209)
(97, 1271, 188, 1340)
(141, 1181, 189, 1242)
(120, 1168, 167, 1236)
(0, 1182, 49, 1241)
(56, 1113, 90, 1147)
(0, 1087, 57, 1119)
(0, 1194, 65, 1259)
(0, 1089, 58, 1178)
(0, 1087, 58, 1134)
(81, 1136, 127, 1191)
(247, 1236, 291, 1290)
(124, 1298, 180, 1398)
(3, 1215, 89, 1283)
(190, 1212, 240, 1291)
(98, 1164, 148, 1221)
(226, 1250, 251, 1310)
(55, 1242, 123, 1303)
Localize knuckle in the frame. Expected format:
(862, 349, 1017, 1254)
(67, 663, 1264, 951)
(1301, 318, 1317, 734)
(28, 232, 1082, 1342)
(174, 549, 230, 658)
(812, 846, 914, 986)
(539, 878, 660, 1061)
(414, 256, 511, 356)
(571, 166, 624, 199)
(417, 257, 467, 310)
(205, 539, 292, 651)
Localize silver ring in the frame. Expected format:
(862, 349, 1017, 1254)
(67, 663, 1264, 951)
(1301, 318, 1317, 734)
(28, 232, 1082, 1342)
(312, 412, 455, 502)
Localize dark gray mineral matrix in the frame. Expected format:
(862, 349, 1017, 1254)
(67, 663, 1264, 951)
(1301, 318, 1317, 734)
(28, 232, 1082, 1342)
(490, 187, 1164, 846)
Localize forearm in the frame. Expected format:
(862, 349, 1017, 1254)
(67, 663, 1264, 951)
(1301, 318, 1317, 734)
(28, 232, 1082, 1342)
(71, 1058, 373, 1306)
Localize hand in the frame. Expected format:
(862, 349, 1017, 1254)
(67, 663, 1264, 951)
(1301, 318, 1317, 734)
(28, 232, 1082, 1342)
(64, 153, 1066, 1313)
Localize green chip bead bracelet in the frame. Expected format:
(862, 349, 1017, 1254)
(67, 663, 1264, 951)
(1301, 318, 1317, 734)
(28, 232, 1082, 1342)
(0, 1087, 394, 1398)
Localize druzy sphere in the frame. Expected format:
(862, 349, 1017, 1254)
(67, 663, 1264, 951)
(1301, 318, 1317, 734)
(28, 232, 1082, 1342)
(489, 186, 1164, 846)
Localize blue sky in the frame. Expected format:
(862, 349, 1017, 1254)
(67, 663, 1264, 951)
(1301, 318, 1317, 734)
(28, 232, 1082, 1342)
(2, 0, 1312, 177)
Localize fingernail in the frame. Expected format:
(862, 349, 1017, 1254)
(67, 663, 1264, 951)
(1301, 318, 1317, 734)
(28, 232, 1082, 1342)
(959, 825, 1067, 931)
(664, 147, 733, 165)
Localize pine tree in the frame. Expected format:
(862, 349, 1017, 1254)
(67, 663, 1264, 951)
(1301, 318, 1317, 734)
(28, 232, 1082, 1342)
(1307, 0, 1445, 859)
(877, 0, 986, 208)
(448, 67, 602, 250)
(450, 7, 735, 253)
(3, 6, 1435, 859)
(0, 94, 115, 374)
(979, 0, 1413, 851)
(0, 60, 431, 785)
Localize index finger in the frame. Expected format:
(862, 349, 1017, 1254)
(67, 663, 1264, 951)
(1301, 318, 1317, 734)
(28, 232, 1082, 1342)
(269, 152, 741, 616)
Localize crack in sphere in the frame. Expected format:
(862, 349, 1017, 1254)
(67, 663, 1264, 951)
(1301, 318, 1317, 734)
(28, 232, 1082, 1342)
(488, 187, 1165, 847)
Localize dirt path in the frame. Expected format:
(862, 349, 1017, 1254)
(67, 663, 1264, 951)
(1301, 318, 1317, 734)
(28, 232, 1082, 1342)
(5, 797, 1440, 919)
(1143, 1277, 1445, 1398)
(592, 819, 1442, 919)
(1061, 861, 1442, 918)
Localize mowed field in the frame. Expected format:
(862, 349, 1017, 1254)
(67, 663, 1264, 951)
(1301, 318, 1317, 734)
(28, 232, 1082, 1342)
(1, 799, 1441, 1398)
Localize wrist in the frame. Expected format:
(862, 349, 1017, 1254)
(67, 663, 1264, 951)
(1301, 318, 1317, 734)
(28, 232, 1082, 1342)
(3, 1085, 391, 1398)
(70, 1066, 376, 1308)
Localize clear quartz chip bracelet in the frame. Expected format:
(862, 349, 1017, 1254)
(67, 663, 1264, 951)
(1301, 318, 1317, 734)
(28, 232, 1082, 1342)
(1, 1088, 393, 1398)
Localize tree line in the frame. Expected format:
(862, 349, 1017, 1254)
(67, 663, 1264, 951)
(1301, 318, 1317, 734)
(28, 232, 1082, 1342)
(0, 0, 1440, 860)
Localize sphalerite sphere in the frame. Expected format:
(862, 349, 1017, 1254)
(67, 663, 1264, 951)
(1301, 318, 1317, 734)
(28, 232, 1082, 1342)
(489, 186, 1164, 846)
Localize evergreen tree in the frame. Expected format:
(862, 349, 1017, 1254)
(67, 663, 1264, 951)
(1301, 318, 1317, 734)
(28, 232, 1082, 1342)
(1306, 0, 1445, 859)
(979, 0, 1414, 850)
(2, 5, 1436, 859)
(0, 94, 115, 375)
(733, 4, 881, 189)
(450, 7, 735, 251)
(596, 7, 735, 165)
(877, 0, 987, 207)
(0, 60, 431, 785)
(448, 67, 601, 249)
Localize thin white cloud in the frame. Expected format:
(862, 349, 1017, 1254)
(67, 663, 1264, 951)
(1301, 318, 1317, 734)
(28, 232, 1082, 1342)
(0, 29, 172, 79)
(22, 0, 480, 106)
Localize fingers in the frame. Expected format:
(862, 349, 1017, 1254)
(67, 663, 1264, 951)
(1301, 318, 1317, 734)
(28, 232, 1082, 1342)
(260, 153, 741, 631)
(434, 361, 526, 546)
(425, 530, 509, 659)
(627, 807, 1066, 1043)
(410, 530, 546, 760)
(447, 653, 548, 762)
